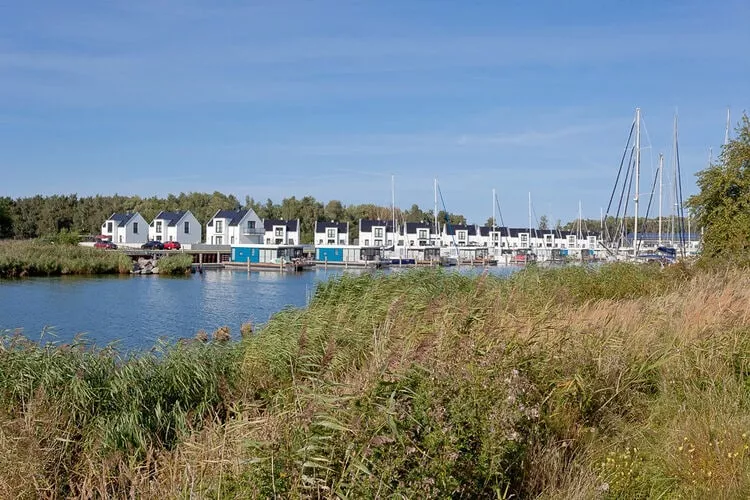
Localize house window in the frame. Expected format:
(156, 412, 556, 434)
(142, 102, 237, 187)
(215, 236, 222, 245)
(327, 228, 336, 238)
(156, 235, 162, 241)
(275, 228, 284, 237)
(184, 221, 190, 234)
(567, 235, 577, 247)
(266, 238, 271, 244)
(287, 238, 294, 244)
(318, 239, 323, 244)
(215, 220, 223, 233)
(458, 231, 466, 240)
(418, 229, 427, 239)
(374, 228, 384, 238)
(230, 236, 234, 244)
(107, 222, 113, 233)
(588, 236, 597, 247)
(155, 221, 162, 233)
(375, 239, 383, 246)
(520, 233, 529, 247)
(247, 220, 255, 230)
(119, 235, 122, 243)
(364, 239, 370, 246)
(133, 222, 138, 234)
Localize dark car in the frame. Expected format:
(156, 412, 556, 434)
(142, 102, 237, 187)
(141, 240, 164, 250)
(94, 241, 118, 250)
(163, 241, 181, 250)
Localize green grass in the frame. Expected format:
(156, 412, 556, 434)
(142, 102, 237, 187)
(2, 263, 750, 498)
(0, 240, 132, 278)
(0, 240, 193, 278)
(157, 253, 194, 275)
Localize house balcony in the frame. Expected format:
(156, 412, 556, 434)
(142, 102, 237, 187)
(242, 228, 265, 235)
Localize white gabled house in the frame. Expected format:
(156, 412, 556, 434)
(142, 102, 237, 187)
(149, 210, 201, 245)
(206, 209, 264, 245)
(478, 226, 508, 248)
(442, 224, 480, 247)
(358, 219, 396, 247)
(263, 219, 300, 245)
(315, 221, 349, 246)
(101, 212, 148, 246)
(401, 222, 438, 247)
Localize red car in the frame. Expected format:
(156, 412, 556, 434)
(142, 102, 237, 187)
(94, 241, 118, 249)
(163, 241, 181, 250)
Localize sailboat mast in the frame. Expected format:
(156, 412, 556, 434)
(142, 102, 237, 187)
(725, 107, 731, 146)
(391, 174, 396, 244)
(658, 153, 663, 246)
(671, 113, 678, 245)
(492, 188, 496, 229)
(528, 192, 532, 248)
(577, 200, 582, 239)
(433, 178, 438, 242)
(633, 107, 641, 254)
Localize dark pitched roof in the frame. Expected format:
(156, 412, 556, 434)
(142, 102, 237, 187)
(264, 219, 298, 231)
(154, 210, 188, 226)
(404, 222, 433, 235)
(207, 209, 249, 227)
(109, 213, 137, 227)
(478, 226, 508, 237)
(445, 224, 477, 236)
(359, 219, 394, 232)
(316, 221, 349, 232)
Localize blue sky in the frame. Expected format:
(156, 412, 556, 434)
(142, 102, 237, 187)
(1, 1, 748, 226)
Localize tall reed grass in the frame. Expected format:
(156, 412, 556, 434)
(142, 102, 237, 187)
(2, 263, 750, 498)
(157, 254, 194, 275)
(0, 240, 131, 277)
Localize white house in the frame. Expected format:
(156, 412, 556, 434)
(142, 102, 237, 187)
(263, 219, 300, 245)
(315, 221, 349, 246)
(100, 212, 148, 246)
(358, 219, 396, 247)
(442, 224, 480, 247)
(401, 222, 438, 247)
(206, 209, 264, 245)
(149, 210, 201, 245)
(478, 226, 509, 248)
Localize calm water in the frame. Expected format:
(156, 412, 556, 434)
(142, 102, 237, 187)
(0, 266, 518, 351)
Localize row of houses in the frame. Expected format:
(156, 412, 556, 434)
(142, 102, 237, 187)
(102, 210, 598, 250)
(101, 210, 300, 247)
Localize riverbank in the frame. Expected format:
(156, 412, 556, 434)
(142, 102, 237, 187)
(2, 263, 749, 497)
(0, 240, 192, 278)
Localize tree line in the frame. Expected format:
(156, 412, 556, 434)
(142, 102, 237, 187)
(0, 192, 468, 244)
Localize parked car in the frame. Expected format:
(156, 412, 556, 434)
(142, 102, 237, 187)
(163, 241, 181, 250)
(94, 241, 118, 249)
(141, 240, 164, 250)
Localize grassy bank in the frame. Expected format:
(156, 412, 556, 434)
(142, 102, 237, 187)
(0, 240, 132, 278)
(0, 240, 192, 278)
(156, 253, 194, 275)
(2, 264, 750, 498)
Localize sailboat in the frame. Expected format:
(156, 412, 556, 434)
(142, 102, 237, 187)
(602, 107, 644, 260)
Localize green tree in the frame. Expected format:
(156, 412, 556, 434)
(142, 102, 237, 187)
(538, 215, 549, 230)
(324, 200, 345, 222)
(687, 114, 750, 260)
(0, 197, 13, 238)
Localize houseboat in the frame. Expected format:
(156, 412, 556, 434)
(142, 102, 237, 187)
(230, 244, 313, 272)
(315, 245, 390, 269)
